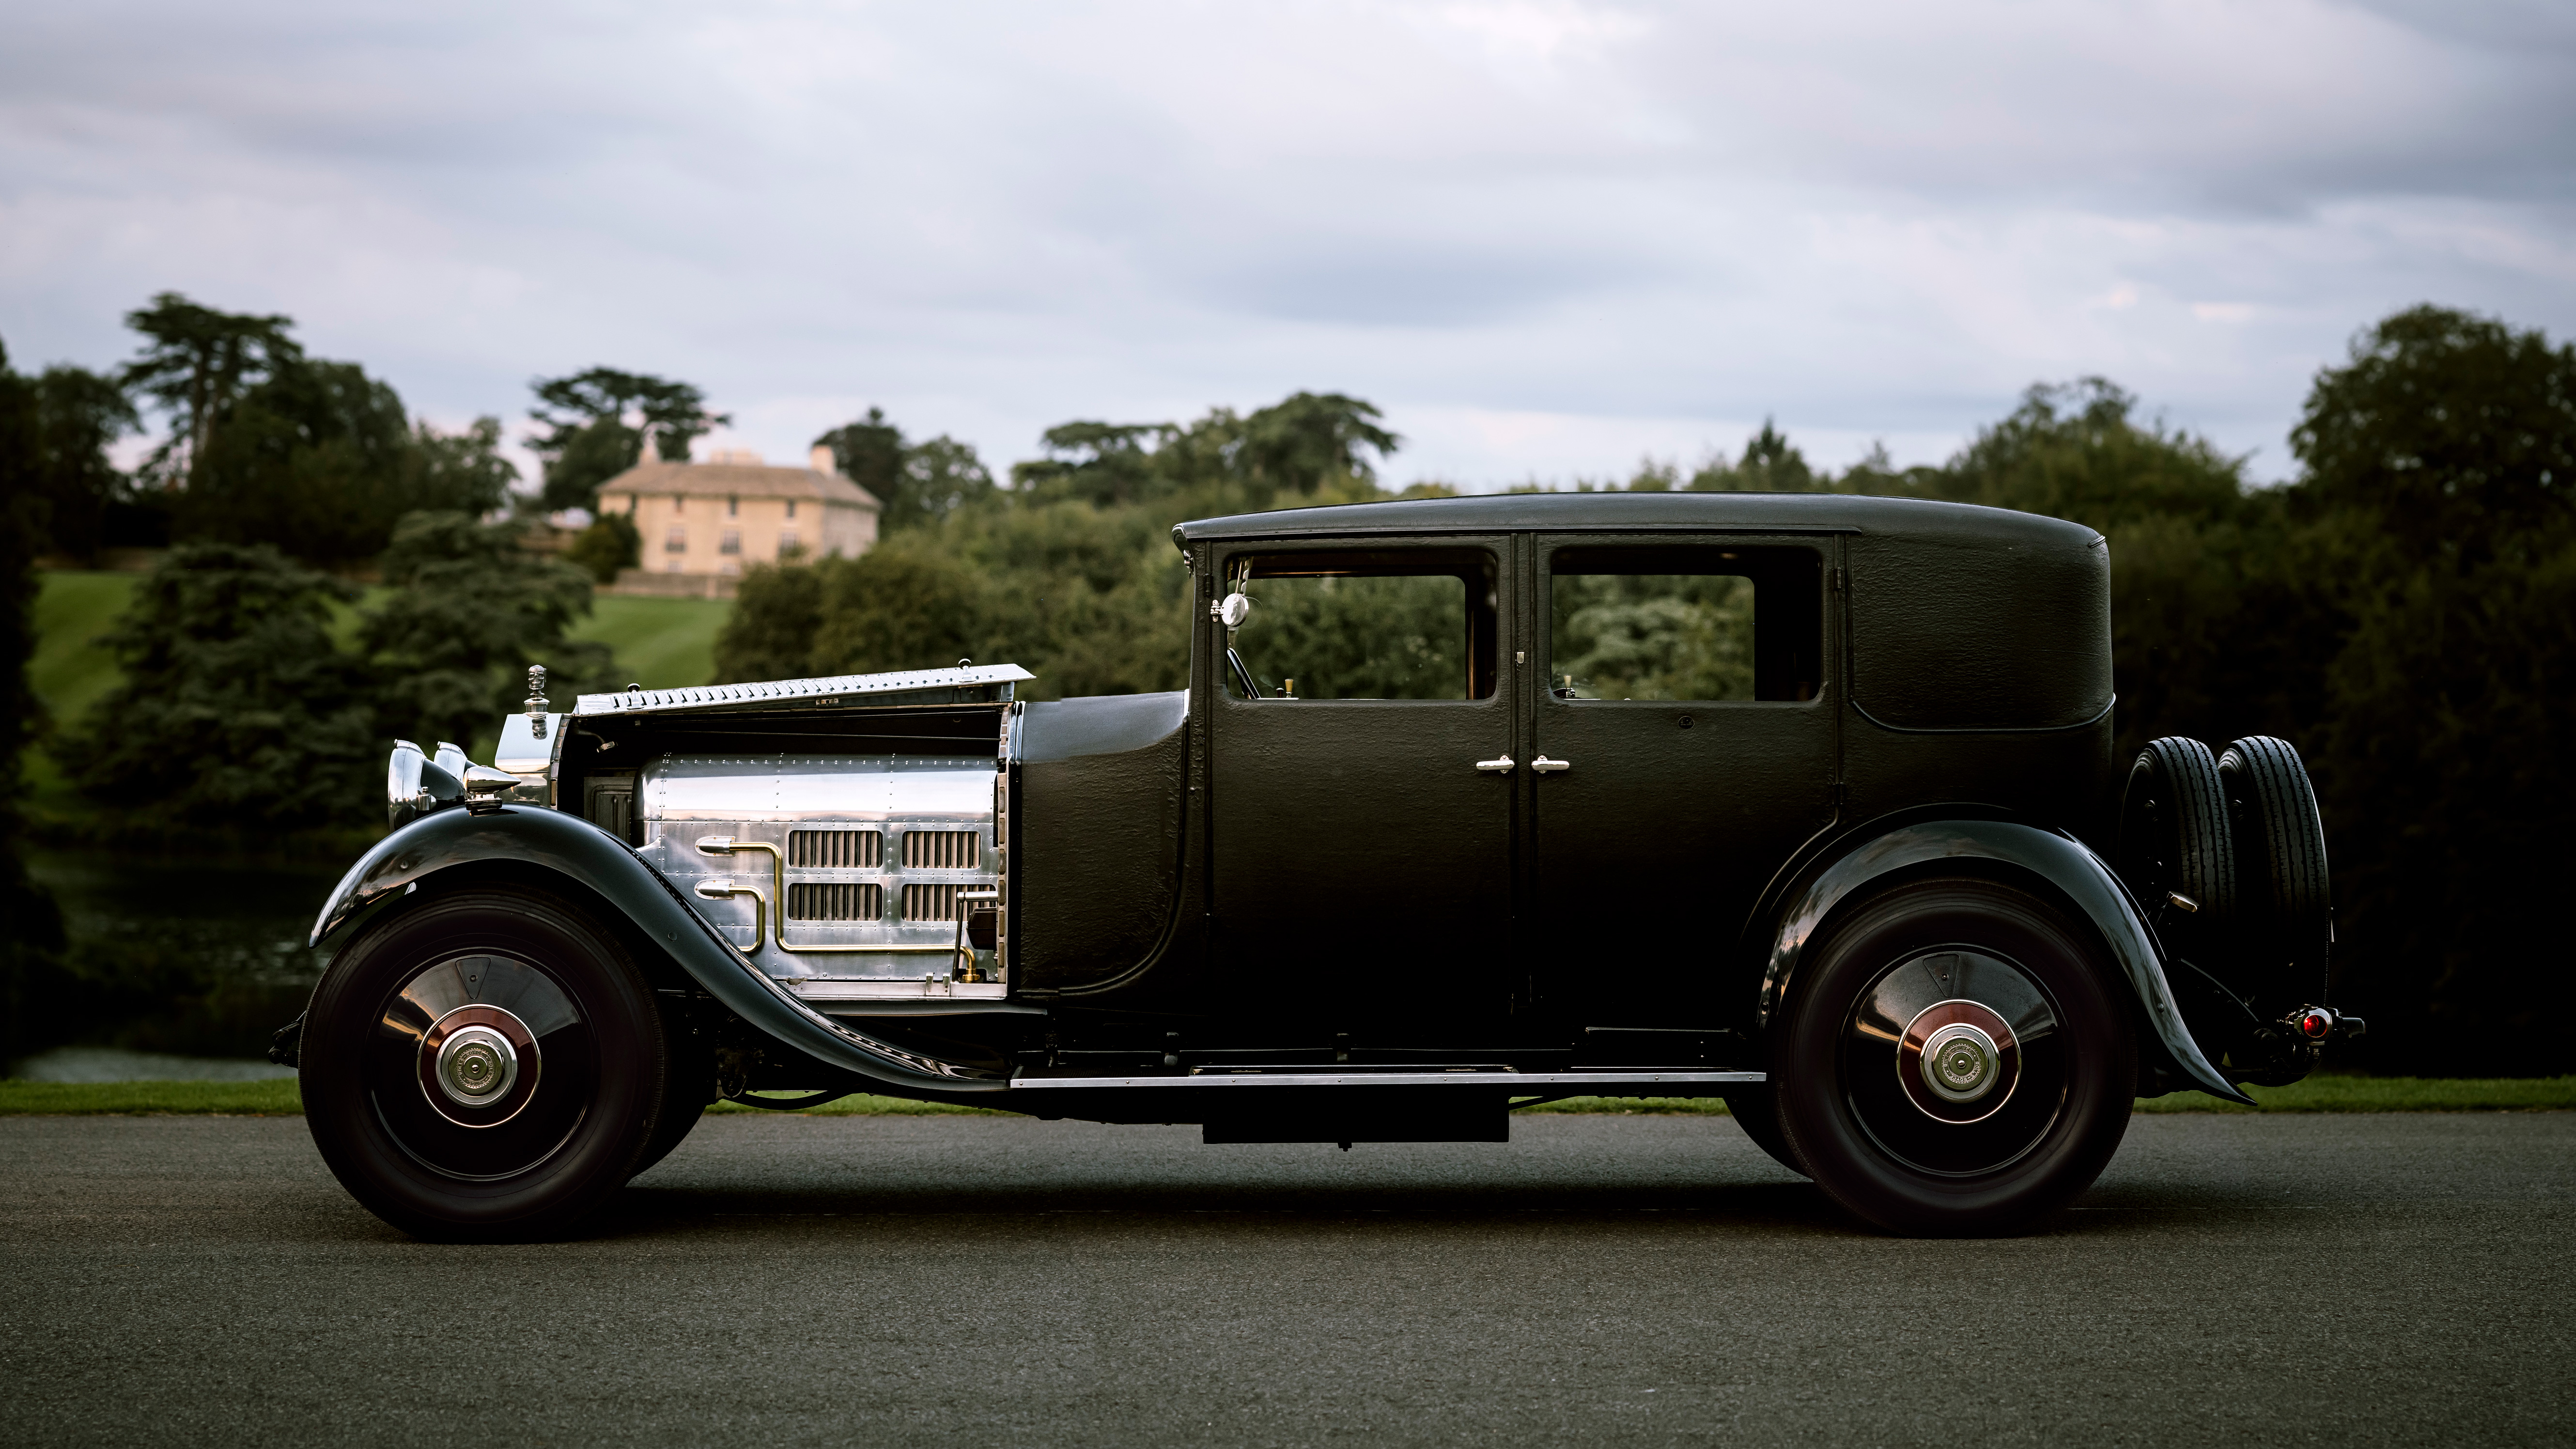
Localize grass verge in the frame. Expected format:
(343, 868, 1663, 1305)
(2132, 1075, 2576, 1113)
(9, 1076, 2570, 1117)
(0, 1080, 306, 1115)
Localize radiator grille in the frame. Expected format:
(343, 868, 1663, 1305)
(787, 882, 882, 921)
(901, 830, 980, 869)
(787, 829, 880, 868)
(902, 882, 992, 923)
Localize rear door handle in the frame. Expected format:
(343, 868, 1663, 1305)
(1532, 755, 1570, 774)
(1475, 754, 1515, 774)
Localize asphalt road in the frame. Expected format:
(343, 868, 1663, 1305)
(2, 1111, 2569, 1448)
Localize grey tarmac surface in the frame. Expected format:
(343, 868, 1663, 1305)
(1, 1111, 2569, 1448)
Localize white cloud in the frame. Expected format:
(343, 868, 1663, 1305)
(0, 0, 2570, 490)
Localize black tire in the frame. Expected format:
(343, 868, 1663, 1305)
(1720, 1087, 1807, 1177)
(631, 1020, 712, 1181)
(1773, 877, 2136, 1235)
(2218, 736, 2331, 1009)
(630, 1102, 705, 1180)
(2117, 737, 2235, 950)
(301, 887, 670, 1241)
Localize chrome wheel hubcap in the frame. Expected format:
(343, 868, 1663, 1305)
(1922, 1021, 2001, 1102)
(1845, 950, 2065, 1175)
(413, 1000, 546, 1130)
(436, 1025, 519, 1107)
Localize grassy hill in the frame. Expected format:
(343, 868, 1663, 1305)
(573, 594, 728, 693)
(23, 572, 728, 813)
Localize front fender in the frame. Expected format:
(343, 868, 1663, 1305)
(1756, 818, 2252, 1105)
(309, 805, 1007, 1093)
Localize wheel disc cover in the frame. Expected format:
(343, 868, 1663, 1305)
(1845, 950, 2066, 1176)
(367, 952, 594, 1182)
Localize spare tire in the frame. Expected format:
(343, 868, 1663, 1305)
(2116, 737, 2236, 951)
(2218, 735, 2331, 1009)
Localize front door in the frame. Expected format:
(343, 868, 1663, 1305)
(1209, 538, 1519, 1049)
(1527, 535, 1839, 1035)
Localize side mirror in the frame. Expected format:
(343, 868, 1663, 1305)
(1214, 592, 1254, 630)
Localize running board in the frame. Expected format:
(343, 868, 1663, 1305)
(1008, 1070, 1764, 1091)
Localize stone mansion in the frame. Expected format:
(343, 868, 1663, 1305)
(596, 446, 881, 595)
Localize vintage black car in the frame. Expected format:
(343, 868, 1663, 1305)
(284, 492, 2351, 1238)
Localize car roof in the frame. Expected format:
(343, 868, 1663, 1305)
(1171, 490, 2101, 549)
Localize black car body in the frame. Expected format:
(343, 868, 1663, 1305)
(294, 493, 2347, 1236)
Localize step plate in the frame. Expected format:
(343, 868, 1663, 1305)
(1009, 1070, 1765, 1090)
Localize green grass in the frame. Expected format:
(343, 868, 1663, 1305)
(10, 1077, 2570, 1117)
(25, 573, 139, 810)
(0, 1079, 305, 1115)
(2133, 1075, 2576, 1113)
(573, 595, 728, 690)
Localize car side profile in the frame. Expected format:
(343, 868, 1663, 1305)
(281, 492, 2352, 1238)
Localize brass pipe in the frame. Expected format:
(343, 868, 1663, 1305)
(699, 836, 964, 956)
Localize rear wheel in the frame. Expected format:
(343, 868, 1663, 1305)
(301, 887, 669, 1240)
(1773, 877, 2135, 1235)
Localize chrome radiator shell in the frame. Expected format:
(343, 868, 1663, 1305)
(638, 754, 1006, 1004)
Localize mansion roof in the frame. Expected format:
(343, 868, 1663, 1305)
(601, 460, 880, 511)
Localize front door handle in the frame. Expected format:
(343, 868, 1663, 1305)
(1532, 755, 1571, 774)
(1475, 753, 1515, 774)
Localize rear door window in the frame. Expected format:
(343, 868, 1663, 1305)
(1547, 545, 1822, 702)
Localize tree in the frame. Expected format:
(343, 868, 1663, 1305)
(528, 368, 729, 512)
(815, 407, 906, 508)
(2281, 306, 2576, 1074)
(21, 365, 139, 563)
(807, 537, 990, 677)
(51, 543, 378, 830)
(1235, 392, 1399, 506)
(400, 416, 519, 521)
(118, 293, 302, 491)
(1010, 421, 1179, 508)
(1942, 379, 2249, 531)
(361, 512, 612, 751)
(0, 336, 71, 1066)
(896, 436, 998, 530)
(2291, 304, 2576, 569)
(713, 557, 836, 683)
(563, 512, 641, 584)
(1690, 420, 1821, 493)
(174, 358, 413, 562)
(815, 409, 999, 532)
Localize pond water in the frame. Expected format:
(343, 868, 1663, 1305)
(13, 847, 346, 1075)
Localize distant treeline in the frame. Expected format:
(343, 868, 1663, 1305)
(4, 297, 2571, 1075)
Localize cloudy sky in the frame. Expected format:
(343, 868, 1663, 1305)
(3, 0, 2571, 489)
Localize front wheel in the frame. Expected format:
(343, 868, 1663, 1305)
(1773, 877, 2135, 1235)
(301, 887, 672, 1240)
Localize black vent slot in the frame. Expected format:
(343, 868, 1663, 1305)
(901, 830, 979, 869)
(788, 829, 880, 868)
(787, 882, 882, 921)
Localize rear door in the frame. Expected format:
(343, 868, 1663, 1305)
(1526, 535, 1839, 1030)
(1208, 538, 1520, 1047)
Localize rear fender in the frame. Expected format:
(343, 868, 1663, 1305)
(1756, 817, 2251, 1104)
(309, 805, 1007, 1094)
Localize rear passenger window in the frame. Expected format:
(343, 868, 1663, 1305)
(1548, 545, 1822, 702)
